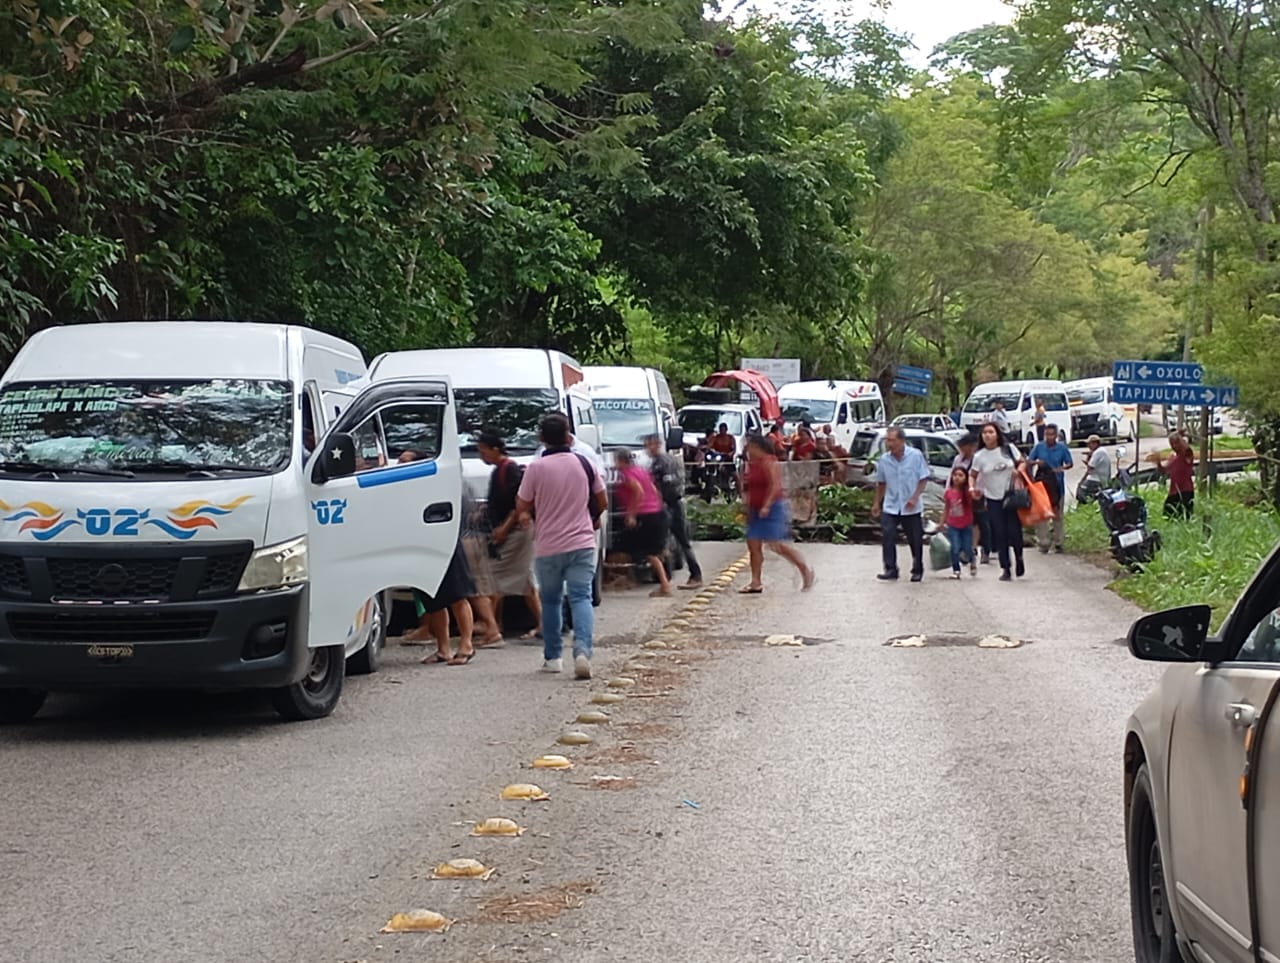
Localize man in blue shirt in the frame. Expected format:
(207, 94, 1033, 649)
(1028, 423, 1073, 553)
(871, 427, 932, 582)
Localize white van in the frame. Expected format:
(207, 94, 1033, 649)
(367, 348, 607, 600)
(0, 322, 462, 723)
(961, 379, 1072, 446)
(777, 380, 885, 449)
(584, 365, 682, 458)
(1064, 377, 1137, 442)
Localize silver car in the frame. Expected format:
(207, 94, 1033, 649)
(1123, 548, 1280, 963)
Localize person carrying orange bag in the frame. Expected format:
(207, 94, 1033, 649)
(1025, 424, 1073, 549)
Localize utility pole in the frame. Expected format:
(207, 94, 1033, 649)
(1197, 204, 1215, 490)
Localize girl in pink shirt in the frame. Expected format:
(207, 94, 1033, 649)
(614, 449, 672, 596)
(944, 466, 976, 578)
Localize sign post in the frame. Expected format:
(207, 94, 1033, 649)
(740, 358, 800, 405)
(892, 364, 933, 400)
(1112, 360, 1236, 489)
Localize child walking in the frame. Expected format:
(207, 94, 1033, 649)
(944, 467, 976, 579)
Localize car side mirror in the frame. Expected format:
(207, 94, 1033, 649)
(666, 425, 684, 451)
(1128, 605, 1212, 662)
(313, 432, 356, 483)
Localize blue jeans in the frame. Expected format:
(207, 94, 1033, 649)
(535, 548, 597, 662)
(948, 525, 974, 570)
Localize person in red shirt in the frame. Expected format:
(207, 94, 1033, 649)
(739, 435, 814, 594)
(791, 425, 817, 461)
(1154, 431, 1196, 519)
(944, 467, 976, 578)
(767, 420, 788, 456)
(709, 423, 737, 456)
(614, 448, 672, 597)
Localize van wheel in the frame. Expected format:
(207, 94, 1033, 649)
(347, 593, 386, 676)
(270, 644, 345, 721)
(0, 687, 47, 723)
(1128, 764, 1181, 963)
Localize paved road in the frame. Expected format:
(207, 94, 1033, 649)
(0, 541, 1159, 963)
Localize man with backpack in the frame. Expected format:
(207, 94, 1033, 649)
(644, 433, 703, 589)
(517, 413, 608, 679)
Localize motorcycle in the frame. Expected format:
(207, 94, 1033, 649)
(701, 450, 738, 503)
(1092, 447, 1160, 569)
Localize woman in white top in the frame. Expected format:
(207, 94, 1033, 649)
(969, 423, 1026, 581)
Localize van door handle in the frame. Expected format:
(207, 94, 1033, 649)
(1226, 702, 1257, 729)
(423, 502, 453, 524)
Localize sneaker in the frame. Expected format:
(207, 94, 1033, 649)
(876, 572, 899, 582)
(574, 654, 592, 680)
(1015, 557, 1026, 578)
(950, 571, 961, 580)
(981, 553, 991, 565)
(910, 573, 923, 583)
(541, 658, 563, 673)
(678, 580, 703, 590)
(970, 563, 977, 577)
(999, 570, 1012, 582)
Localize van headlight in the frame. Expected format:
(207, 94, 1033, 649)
(238, 536, 309, 592)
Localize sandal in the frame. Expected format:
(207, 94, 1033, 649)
(649, 588, 673, 598)
(449, 651, 476, 665)
(738, 585, 764, 594)
(518, 629, 541, 640)
(421, 652, 451, 665)
(801, 567, 816, 593)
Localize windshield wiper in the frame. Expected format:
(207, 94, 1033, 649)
(0, 461, 136, 478)
(120, 460, 274, 476)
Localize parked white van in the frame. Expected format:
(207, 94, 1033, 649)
(584, 365, 682, 458)
(1063, 377, 1137, 442)
(777, 380, 885, 449)
(367, 348, 608, 601)
(0, 322, 462, 723)
(961, 379, 1072, 446)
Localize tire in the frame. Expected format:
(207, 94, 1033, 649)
(1128, 763, 1182, 963)
(270, 644, 345, 721)
(0, 687, 47, 723)
(346, 593, 387, 676)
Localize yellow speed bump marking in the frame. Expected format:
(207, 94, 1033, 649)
(471, 818, 524, 836)
(532, 754, 574, 769)
(592, 692, 626, 705)
(575, 710, 610, 725)
(607, 677, 637, 688)
(558, 730, 593, 745)
(500, 783, 550, 800)
(431, 858, 494, 880)
(642, 639, 668, 650)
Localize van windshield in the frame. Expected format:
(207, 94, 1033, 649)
(781, 400, 836, 424)
(679, 409, 744, 436)
(1067, 387, 1105, 405)
(455, 388, 560, 454)
(594, 399, 659, 447)
(964, 391, 1021, 413)
(0, 380, 292, 475)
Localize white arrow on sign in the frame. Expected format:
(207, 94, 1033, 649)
(1202, 389, 1215, 403)
(1138, 364, 1152, 378)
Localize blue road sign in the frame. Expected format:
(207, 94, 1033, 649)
(1114, 382, 1238, 408)
(892, 379, 931, 398)
(1113, 360, 1204, 384)
(895, 364, 934, 384)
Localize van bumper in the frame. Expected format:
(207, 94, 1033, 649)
(0, 586, 311, 690)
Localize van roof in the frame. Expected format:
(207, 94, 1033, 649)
(1062, 376, 1111, 388)
(3, 321, 356, 382)
(778, 380, 880, 397)
(968, 379, 1066, 392)
(584, 365, 654, 396)
(370, 348, 582, 388)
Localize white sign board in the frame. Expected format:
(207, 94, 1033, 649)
(739, 358, 800, 404)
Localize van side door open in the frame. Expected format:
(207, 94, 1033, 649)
(305, 378, 461, 648)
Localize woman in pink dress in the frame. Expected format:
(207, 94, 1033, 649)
(614, 448, 673, 597)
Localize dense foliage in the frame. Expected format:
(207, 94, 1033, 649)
(6, 0, 1280, 503)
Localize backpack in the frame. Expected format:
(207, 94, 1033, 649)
(650, 453, 683, 506)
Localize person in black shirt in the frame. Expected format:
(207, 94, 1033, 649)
(478, 430, 542, 640)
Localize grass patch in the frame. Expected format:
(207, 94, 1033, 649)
(1064, 482, 1280, 629)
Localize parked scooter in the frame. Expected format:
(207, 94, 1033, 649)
(701, 450, 738, 503)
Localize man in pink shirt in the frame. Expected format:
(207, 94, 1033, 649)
(517, 413, 608, 678)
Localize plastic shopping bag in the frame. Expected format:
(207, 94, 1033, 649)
(929, 529, 953, 570)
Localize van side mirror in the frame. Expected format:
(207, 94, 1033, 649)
(575, 425, 600, 451)
(666, 425, 684, 451)
(837, 406, 848, 425)
(1128, 605, 1211, 662)
(313, 432, 356, 483)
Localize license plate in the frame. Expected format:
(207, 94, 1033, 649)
(1118, 529, 1144, 548)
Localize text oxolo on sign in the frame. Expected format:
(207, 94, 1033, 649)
(1113, 382, 1239, 408)
(893, 364, 933, 398)
(1113, 360, 1204, 384)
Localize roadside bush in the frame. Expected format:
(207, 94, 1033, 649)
(1065, 482, 1280, 629)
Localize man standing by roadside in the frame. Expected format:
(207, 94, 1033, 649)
(1082, 434, 1113, 489)
(988, 398, 1010, 435)
(871, 426, 931, 582)
(644, 433, 703, 589)
(1154, 431, 1196, 519)
(1028, 423, 1073, 553)
(517, 414, 609, 679)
